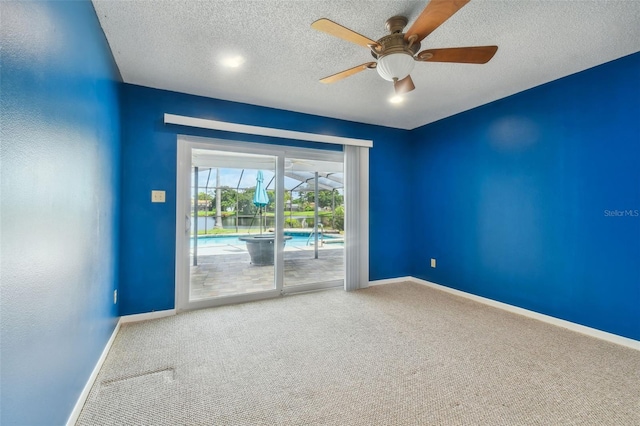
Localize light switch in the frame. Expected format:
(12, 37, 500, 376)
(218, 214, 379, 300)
(151, 190, 166, 203)
(431, 258, 436, 268)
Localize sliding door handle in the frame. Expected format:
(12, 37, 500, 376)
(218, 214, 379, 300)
(185, 215, 191, 233)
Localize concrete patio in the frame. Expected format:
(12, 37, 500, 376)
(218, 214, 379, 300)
(190, 246, 344, 300)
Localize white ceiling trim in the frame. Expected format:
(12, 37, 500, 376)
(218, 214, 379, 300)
(164, 113, 373, 148)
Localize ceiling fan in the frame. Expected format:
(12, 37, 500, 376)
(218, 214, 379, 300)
(311, 0, 498, 95)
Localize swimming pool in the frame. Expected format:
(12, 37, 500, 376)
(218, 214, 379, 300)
(193, 233, 342, 248)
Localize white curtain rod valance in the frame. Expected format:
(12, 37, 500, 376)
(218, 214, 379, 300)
(164, 113, 373, 148)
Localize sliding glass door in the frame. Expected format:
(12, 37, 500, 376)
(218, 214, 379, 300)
(189, 150, 277, 301)
(283, 157, 344, 291)
(176, 137, 345, 311)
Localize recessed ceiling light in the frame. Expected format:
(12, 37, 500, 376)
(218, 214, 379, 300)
(389, 95, 404, 104)
(221, 55, 245, 68)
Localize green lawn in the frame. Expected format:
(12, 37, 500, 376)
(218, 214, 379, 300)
(198, 210, 335, 218)
(267, 211, 333, 217)
(197, 228, 260, 235)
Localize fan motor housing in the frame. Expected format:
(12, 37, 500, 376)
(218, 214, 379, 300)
(371, 33, 421, 60)
(371, 16, 420, 60)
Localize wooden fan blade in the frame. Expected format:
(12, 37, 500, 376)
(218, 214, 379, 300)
(394, 75, 415, 95)
(312, 18, 380, 49)
(405, 0, 470, 43)
(416, 46, 498, 63)
(320, 62, 377, 84)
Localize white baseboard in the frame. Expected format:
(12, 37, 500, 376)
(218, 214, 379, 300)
(369, 276, 640, 351)
(120, 308, 176, 323)
(368, 276, 414, 287)
(66, 318, 121, 426)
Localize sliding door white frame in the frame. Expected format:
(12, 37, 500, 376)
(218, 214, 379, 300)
(175, 139, 282, 311)
(344, 145, 369, 291)
(175, 135, 369, 312)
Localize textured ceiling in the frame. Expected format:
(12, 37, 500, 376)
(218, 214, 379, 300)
(92, 0, 640, 130)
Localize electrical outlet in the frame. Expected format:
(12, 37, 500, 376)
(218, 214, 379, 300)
(431, 258, 436, 268)
(114, 289, 118, 304)
(151, 190, 166, 203)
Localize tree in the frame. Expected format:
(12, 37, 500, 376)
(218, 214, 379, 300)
(294, 190, 343, 209)
(236, 189, 255, 215)
(334, 205, 344, 231)
(198, 191, 213, 210)
(318, 190, 343, 209)
(266, 190, 275, 212)
(217, 187, 239, 212)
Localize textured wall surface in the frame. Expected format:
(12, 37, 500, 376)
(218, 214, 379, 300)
(411, 52, 640, 340)
(119, 83, 412, 315)
(0, 1, 121, 424)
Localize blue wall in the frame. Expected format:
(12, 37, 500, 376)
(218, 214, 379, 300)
(119, 84, 412, 315)
(0, 1, 121, 424)
(410, 52, 640, 340)
(2, 1, 636, 422)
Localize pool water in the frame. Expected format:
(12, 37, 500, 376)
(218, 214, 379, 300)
(193, 233, 341, 248)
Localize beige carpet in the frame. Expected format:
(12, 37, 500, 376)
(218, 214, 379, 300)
(77, 282, 640, 425)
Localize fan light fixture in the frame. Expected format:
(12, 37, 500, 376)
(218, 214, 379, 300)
(389, 95, 404, 104)
(376, 52, 415, 82)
